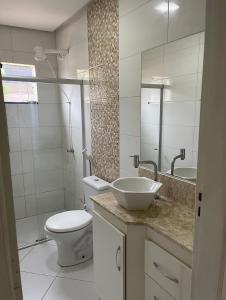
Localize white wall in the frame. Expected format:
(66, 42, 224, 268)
(119, 0, 206, 176)
(0, 25, 65, 219)
(56, 8, 90, 210)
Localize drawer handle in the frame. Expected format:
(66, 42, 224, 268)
(153, 262, 179, 284)
(115, 246, 121, 272)
(154, 297, 159, 300)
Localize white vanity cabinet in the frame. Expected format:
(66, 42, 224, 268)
(93, 212, 125, 300)
(145, 241, 192, 300)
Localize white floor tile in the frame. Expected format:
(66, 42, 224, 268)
(19, 247, 33, 262)
(21, 272, 54, 300)
(58, 260, 94, 282)
(20, 244, 60, 276)
(43, 277, 98, 300)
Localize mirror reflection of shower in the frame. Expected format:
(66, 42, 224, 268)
(33, 46, 75, 157)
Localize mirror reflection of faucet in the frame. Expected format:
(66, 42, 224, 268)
(129, 154, 158, 181)
(170, 148, 186, 176)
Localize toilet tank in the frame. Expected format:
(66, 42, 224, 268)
(82, 176, 110, 211)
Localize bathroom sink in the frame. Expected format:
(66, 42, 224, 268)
(168, 167, 197, 182)
(111, 177, 162, 211)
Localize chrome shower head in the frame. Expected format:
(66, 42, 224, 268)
(33, 46, 47, 62)
(33, 46, 69, 62)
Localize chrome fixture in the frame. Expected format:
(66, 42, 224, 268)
(67, 148, 75, 154)
(130, 154, 158, 181)
(33, 46, 69, 61)
(170, 148, 185, 176)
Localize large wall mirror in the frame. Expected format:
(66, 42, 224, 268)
(141, 32, 204, 183)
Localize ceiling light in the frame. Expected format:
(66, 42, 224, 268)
(155, 2, 179, 13)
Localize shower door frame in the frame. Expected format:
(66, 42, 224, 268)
(141, 83, 165, 171)
(2, 75, 88, 249)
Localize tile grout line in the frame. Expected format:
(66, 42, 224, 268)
(41, 275, 57, 300)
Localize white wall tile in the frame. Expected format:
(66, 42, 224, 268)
(0, 26, 12, 50)
(163, 73, 199, 102)
(162, 125, 194, 148)
(38, 104, 62, 126)
(119, 0, 148, 17)
(168, 0, 206, 42)
(0, 49, 13, 62)
(5, 104, 19, 128)
(119, 0, 168, 59)
(119, 53, 141, 98)
(11, 27, 55, 52)
(22, 151, 34, 173)
(8, 128, 21, 151)
(33, 127, 63, 150)
(14, 196, 26, 219)
(193, 126, 199, 152)
(10, 152, 23, 175)
(23, 172, 36, 195)
(37, 83, 60, 103)
(196, 73, 203, 100)
(192, 151, 198, 167)
(120, 134, 140, 176)
(163, 45, 199, 78)
(20, 128, 33, 151)
(120, 97, 141, 136)
(162, 101, 196, 126)
(142, 46, 164, 84)
(36, 170, 63, 193)
(34, 149, 63, 172)
(18, 104, 39, 127)
(26, 190, 64, 216)
(12, 174, 24, 197)
(194, 101, 201, 126)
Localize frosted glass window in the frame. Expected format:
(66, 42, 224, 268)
(2, 62, 38, 103)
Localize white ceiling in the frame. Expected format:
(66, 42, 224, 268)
(0, 0, 90, 31)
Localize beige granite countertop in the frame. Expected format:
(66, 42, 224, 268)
(91, 192, 194, 252)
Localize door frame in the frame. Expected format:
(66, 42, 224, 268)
(192, 0, 226, 299)
(0, 64, 23, 299)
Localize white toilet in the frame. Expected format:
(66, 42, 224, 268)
(44, 176, 109, 267)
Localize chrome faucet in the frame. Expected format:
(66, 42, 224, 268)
(170, 148, 185, 176)
(130, 154, 158, 181)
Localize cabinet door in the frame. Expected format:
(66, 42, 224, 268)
(93, 212, 125, 300)
(145, 275, 175, 300)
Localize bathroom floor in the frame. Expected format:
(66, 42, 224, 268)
(17, 215, 98, 300)
(19, 242, 98, 300)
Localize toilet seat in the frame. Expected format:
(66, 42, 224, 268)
(45, 210, 92, 233)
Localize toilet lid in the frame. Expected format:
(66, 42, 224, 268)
(45, 210, 92, 233)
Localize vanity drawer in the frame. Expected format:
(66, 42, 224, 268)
(145, 274, 175, 300)
(145, 241, 192, 300)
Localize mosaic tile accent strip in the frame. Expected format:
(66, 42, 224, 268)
(87, 0, 119, 182)
(139, 167, 196, 209)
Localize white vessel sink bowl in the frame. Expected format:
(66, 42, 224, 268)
(169, 167, 197, 182)
(111, 177, 162, 211)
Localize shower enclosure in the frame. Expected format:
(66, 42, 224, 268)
(2, 75, 87, 249)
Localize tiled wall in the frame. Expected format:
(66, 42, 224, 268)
(141, 32, 205, 172)
(87, 0, 119, 182)
(0, 25, 65, 219)
(119, 0, 206, 177)
(56, 7, 90, 210)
